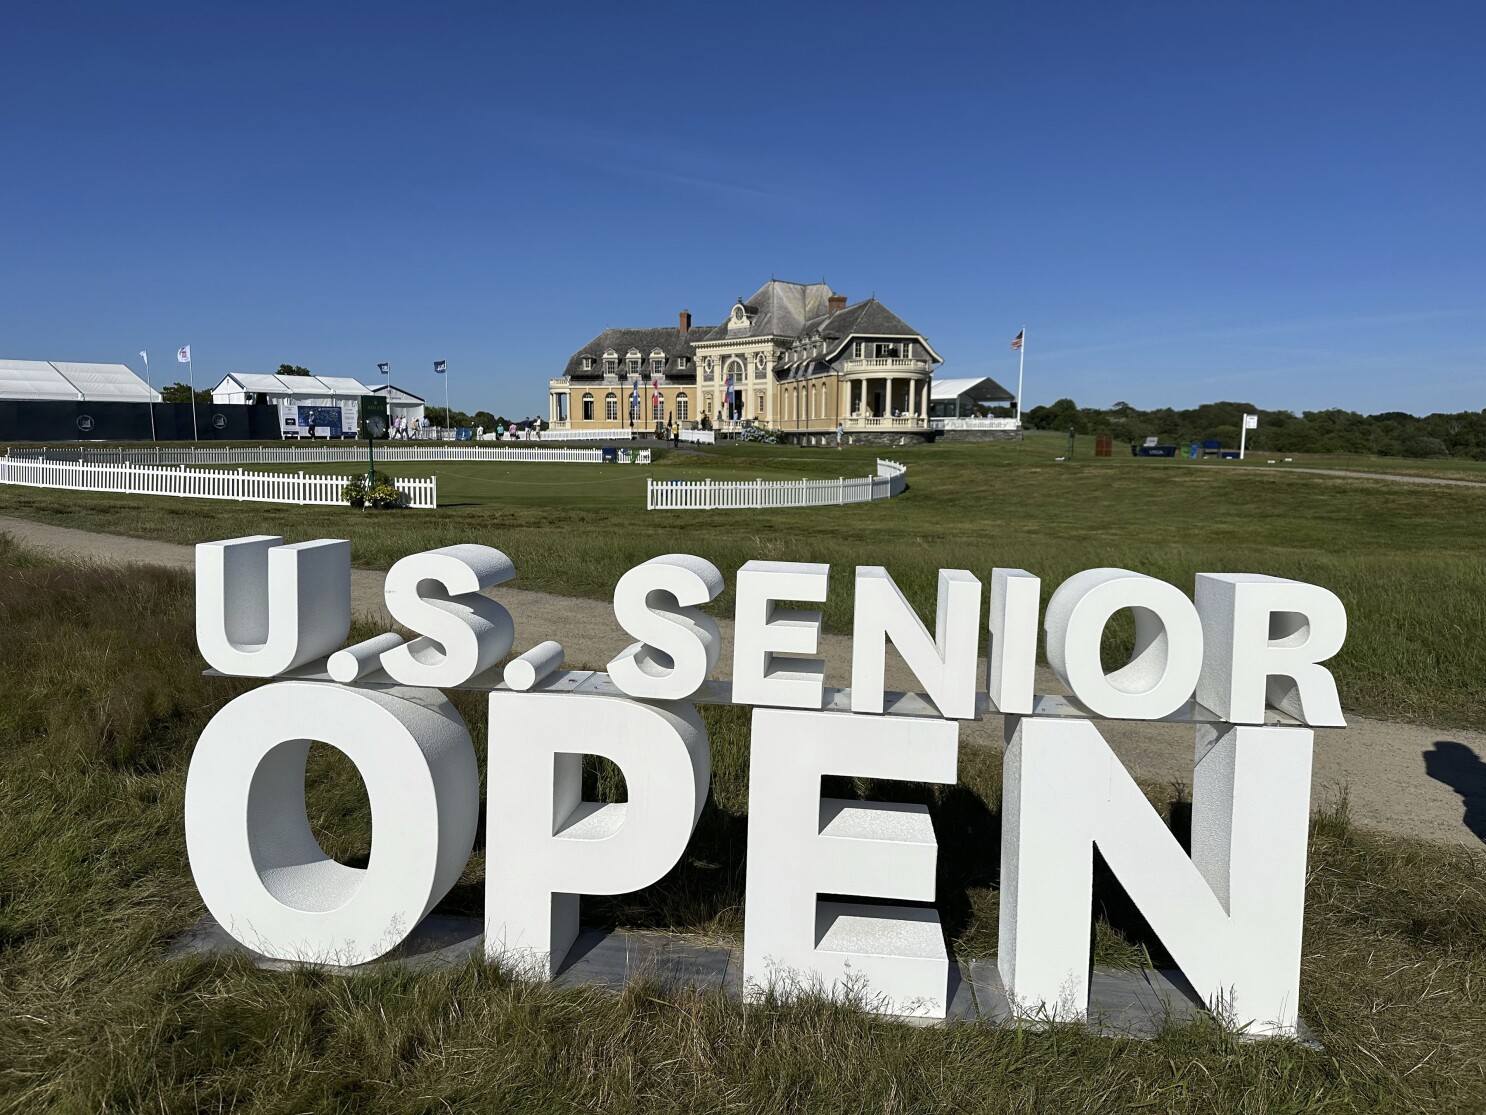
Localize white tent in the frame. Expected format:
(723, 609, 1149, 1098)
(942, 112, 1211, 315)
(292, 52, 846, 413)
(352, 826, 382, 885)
(368, 384, 426, 425)
(212, 373, 376, 438)
(929, 375, 1015, 418)
(0, 359, 160, 402)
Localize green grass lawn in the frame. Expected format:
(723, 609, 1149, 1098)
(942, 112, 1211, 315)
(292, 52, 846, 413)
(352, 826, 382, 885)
(4, 437, 1485, 730)
(2, 538, 1484, 1113)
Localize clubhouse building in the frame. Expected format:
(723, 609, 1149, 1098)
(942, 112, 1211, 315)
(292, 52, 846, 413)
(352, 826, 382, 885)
(548, 280, 948, 443)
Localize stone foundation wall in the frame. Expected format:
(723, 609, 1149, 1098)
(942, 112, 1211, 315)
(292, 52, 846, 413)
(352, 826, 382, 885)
(935, 429, 1024, 442)
(782, 429, 932, 448)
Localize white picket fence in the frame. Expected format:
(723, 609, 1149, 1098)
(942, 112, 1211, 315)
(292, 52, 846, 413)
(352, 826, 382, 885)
(647, 459, 907, 510)
(0, 455, 438, 508)
(9, 445, 603, 466)
(534, 428, 634, 442)
(679, 429, 716, 445)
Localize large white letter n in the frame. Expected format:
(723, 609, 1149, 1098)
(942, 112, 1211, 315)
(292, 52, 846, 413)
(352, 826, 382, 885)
(998, 716, 1313, 1036)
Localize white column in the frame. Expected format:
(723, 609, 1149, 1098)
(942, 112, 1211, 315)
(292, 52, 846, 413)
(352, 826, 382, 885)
(908, 380, 916, 425)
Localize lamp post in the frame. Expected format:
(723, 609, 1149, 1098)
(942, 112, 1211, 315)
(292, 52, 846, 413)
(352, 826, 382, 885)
(365, 416, 385, 504)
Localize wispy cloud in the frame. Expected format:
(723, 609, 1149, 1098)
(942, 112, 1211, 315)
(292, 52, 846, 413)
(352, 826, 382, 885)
(487, 107, 800, 206)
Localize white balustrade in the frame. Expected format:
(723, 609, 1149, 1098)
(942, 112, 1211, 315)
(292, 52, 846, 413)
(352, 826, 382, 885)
(929, 417, 1020, 431)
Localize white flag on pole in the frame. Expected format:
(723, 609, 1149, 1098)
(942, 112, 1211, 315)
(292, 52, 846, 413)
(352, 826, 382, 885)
(177, 345, 191, 363)
(139, 350, 149, 366)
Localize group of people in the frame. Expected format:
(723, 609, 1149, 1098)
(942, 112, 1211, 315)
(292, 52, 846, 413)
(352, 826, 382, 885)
(488, 417, 545, 440)
(388, 415, 430, 439)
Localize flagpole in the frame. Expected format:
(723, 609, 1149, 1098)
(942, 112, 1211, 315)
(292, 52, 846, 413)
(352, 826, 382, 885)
(141, 352, 156, 442)
(1015, 326, 1026, 427)
(443, 364, 450, 438)
(189, 355, 199, 441)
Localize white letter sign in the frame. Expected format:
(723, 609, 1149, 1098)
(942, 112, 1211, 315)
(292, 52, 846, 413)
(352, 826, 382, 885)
(743, 708, 959, 1018)
(184, 682, 480, 965)
(484, 692, 710, 977)
(998, 716, 1313, 1035)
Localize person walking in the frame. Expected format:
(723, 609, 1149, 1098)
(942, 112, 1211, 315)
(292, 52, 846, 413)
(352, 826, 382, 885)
(835, 421, 843, 449)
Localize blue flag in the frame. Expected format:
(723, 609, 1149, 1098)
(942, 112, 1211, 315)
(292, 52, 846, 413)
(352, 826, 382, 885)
(434, 360, 447, 374)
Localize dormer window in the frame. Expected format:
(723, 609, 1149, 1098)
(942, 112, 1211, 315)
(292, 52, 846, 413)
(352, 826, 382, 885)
(852, 341, 864, 359)
(602, 349, 618, 374)
(627, 349, 641, 374)
(650, 349, 666, 374)
(581, 356, 593, 371)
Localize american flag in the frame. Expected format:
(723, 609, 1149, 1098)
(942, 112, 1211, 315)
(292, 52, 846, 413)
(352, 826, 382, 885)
(1009, 330, 1024, 350)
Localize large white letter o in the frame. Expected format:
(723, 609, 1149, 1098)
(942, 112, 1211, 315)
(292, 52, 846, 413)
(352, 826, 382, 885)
(185, 681, 479, 965)
(1044, 568, 1203, 720)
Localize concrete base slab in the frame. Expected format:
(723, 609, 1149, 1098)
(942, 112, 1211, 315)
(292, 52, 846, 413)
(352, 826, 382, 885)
(173, 914, 1317, 1043)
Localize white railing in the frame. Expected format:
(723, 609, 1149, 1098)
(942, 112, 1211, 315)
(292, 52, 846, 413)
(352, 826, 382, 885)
(849, 416, 927, 429)
(930, 417, 1020, 431)
(8, 445, 603, 466)
(679, 429, 716, 444)
(647, 459, 907, 511)
(845, 358, 930, 370)
(535, 427, 634, 442)
(0, 455, 438, 508)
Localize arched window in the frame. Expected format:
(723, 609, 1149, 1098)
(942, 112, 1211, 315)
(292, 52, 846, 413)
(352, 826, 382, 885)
(652, 391, 665, 421)
(602, 392, 616, 421)
(582, 392, 594, 422)
(676, 392, 689, 422)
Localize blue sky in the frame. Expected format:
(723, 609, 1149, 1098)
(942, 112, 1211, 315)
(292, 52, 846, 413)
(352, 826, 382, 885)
(3, 1, 1481, 416)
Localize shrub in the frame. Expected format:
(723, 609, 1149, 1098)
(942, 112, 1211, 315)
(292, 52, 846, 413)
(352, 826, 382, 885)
(342, 470, 405, 509)
(1402, 435, 1449, 459)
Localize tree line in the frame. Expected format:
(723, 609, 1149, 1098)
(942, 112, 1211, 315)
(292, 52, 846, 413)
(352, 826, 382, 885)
(1021, 399, 1486, 459)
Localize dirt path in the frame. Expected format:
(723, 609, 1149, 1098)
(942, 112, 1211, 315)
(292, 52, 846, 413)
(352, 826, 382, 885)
(4, 513, 1482, 850)
(1217, 465, 1486, 488)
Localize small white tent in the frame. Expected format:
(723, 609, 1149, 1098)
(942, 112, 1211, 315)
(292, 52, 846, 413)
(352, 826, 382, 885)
(368, 384, 426, 426)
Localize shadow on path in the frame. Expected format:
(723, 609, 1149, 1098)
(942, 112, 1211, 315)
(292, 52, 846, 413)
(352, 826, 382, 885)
(1423, 741, 1486, 843)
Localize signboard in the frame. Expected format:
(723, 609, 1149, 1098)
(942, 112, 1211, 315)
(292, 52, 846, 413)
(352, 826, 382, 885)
(186, 540, 1347, 1036)
(296, 406, 344, 437)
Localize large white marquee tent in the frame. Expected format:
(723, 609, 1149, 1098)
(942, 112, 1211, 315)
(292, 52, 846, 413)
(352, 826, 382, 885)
(0, 359, 161, 402)
(211, 373, 377, 437)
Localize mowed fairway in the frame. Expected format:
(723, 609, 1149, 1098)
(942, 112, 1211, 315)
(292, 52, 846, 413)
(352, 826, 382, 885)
(2, 435, 1483, 728)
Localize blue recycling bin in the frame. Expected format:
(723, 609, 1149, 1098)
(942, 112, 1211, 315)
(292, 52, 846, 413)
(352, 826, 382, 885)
(601, 446, 618, 463)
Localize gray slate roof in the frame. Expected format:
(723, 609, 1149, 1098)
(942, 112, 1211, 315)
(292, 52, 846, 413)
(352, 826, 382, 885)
(563, 326, 718, 378)
(720, 280, 835, 339)
(561, 279, 938, 375)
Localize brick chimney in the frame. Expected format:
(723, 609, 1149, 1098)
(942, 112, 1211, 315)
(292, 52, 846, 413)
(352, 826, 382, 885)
(679, 310, 691, 335)
(828, 294, 847, 314)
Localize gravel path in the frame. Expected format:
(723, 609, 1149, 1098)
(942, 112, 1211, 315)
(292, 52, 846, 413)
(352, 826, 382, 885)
(4, 513, 1482, 850)
(1218, 465, 1486, 487)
